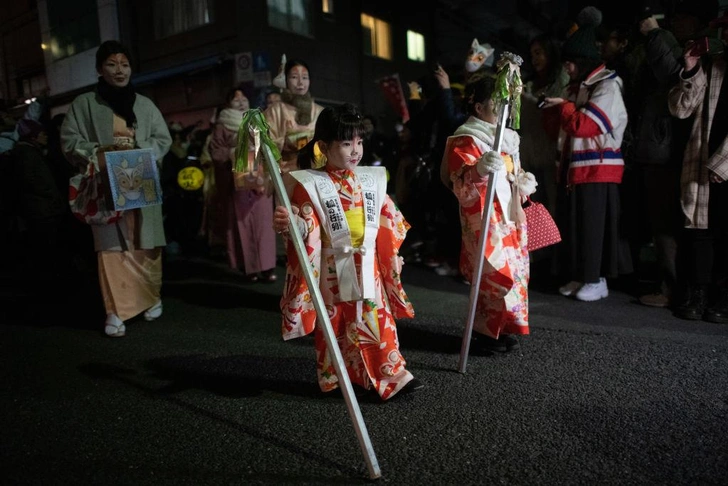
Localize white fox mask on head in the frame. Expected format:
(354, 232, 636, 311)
(272, 53, 287, 89)
(464, 38, 494, 73)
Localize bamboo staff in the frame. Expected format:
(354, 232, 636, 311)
(458, 52, 524, 373)
(234, 110, 381, 480)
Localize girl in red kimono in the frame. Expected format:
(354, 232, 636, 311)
(441, 74, 536, 353)
(273, 103, 423, 400)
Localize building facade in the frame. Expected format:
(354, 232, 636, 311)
(2, 0, 595, 130)
(3, 0, 453, 131)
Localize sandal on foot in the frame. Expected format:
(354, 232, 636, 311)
(144, 300, 163, 321)
(105, 314, 126, 337)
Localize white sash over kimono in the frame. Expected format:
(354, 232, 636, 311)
(290, 166, 386, 303)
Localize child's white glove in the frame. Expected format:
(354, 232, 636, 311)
(517, 171, 538, 196)
(476, 151, 504, 176)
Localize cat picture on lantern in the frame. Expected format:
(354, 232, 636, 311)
(104, 148, 163, 210)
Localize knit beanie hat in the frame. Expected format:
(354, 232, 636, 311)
(562, 6, 603, 61)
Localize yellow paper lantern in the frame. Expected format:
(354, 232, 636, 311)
(177, 166, 204, 191)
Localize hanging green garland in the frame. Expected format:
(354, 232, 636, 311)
(234, 109, 281, 173)
(492, 52, 523, 130)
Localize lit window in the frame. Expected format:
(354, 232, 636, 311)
(407, 30, 425, 62)
(361, 14, 391, 60)
(322, 0, 333, 15)
(153, 0, 214, 39)
(268, 0, 313, 37)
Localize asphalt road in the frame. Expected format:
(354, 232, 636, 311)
(2, 253, 728, 485)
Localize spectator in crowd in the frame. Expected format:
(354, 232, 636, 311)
(359, 113, 394, 169)
(667, 1, 727, 323)
(407, 69, 463, 278)
(264, 58, 325, 176)
(198, 105, 227, 258)
(161, 121, 201, 257)
(542, 6, 633, 302)
(392, 119, 427, 263)
(520, 33, 570, 218)
(61, 40, 172, 337)
(209, 87, 277, 282)
(11, 118, 68, 311)
(263, 86, 282, 110)
(619, 6, 698, 308)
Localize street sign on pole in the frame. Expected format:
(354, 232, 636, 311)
(235, 52, 253, 84)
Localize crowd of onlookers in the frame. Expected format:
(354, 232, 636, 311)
(1, 0, 727, 328)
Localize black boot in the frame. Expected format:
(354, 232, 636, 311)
(673, 285, 708, 320)
(703, 287, 728, 324)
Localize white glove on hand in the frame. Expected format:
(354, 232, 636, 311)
(517, 171, 538, 197)
(476, 150, 504, 176)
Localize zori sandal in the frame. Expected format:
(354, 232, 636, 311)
(105, 314, 126, 337)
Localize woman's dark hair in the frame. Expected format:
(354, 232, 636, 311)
(528, 33, 563, 90)
(285, 58, 311, 79)
(224, 86, 245, 103)
(95, 40, 132, 70)
(462, 73, 497, 116)
(297, 103, 366, 169)
(570, 58, 603, 82)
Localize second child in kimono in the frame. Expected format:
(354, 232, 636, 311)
(441, 73, 536, 353)
(273, 103, 423, 400)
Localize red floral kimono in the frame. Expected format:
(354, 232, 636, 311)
(443, 116, 530, 338)
(280, 165, 415, 399)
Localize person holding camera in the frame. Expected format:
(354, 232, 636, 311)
(540, 6, 633, 302)
(666, 3, 728, 323)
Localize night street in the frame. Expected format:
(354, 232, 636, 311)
(2, 253, 728, 485)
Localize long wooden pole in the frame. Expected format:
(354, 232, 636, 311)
(245, 112, 381, 479)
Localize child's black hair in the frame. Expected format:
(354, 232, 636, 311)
(462, 72, 497, 116)
(297, 103, 366, 169)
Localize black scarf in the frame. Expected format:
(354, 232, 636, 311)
(96, 77, 137, 128)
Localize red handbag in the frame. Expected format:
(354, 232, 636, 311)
(523, 197, 561, 251)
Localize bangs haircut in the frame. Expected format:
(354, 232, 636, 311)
(285, 58, 311, 78)
(96, 40, 132, 70)
(316, 103, 366, 143)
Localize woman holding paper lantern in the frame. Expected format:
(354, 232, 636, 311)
(61, 40, 172, 337)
